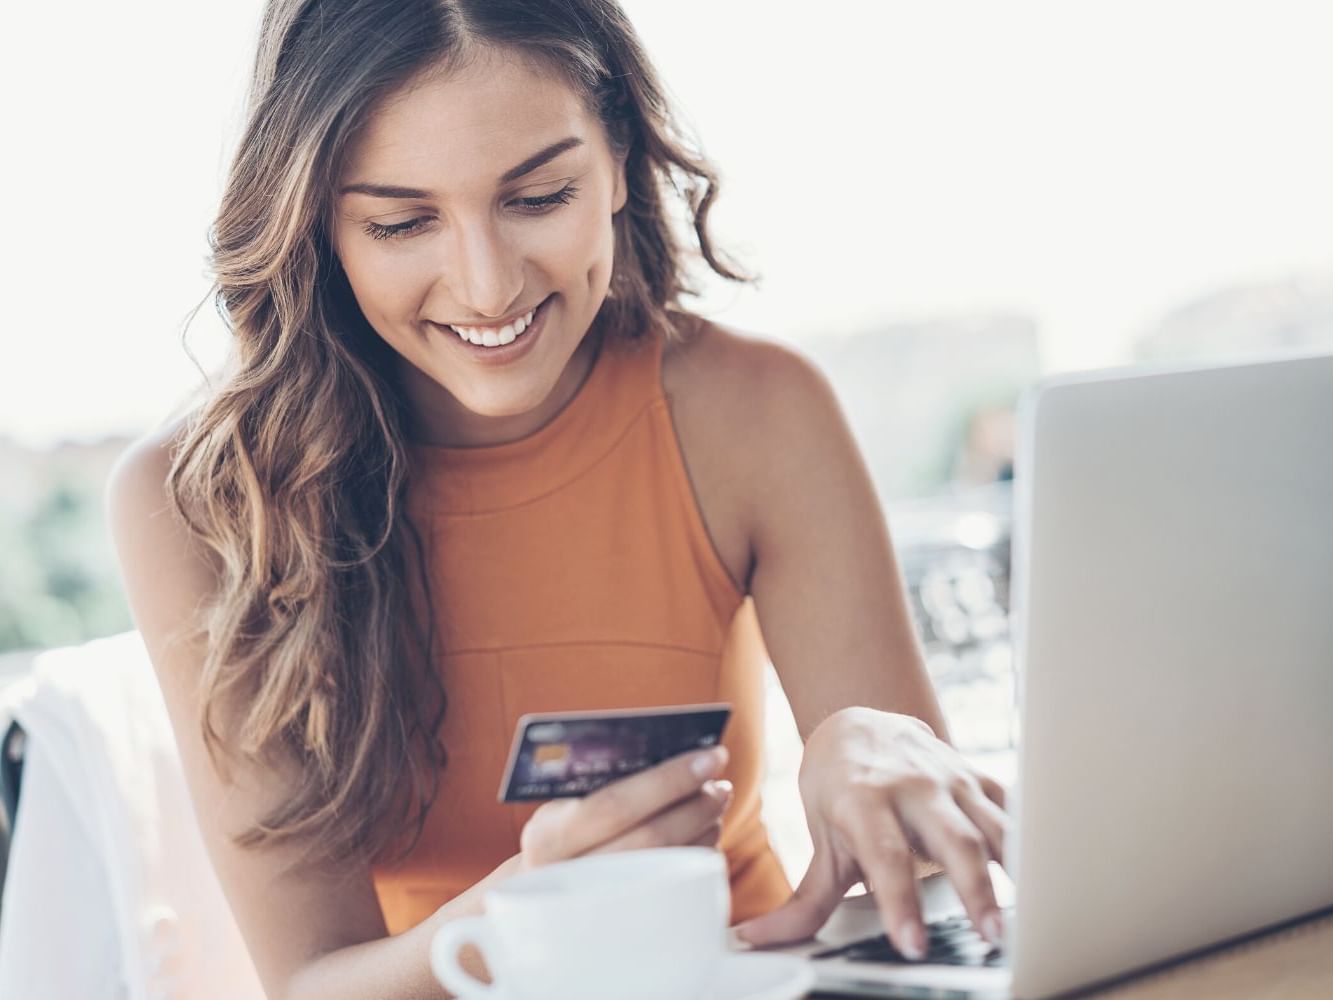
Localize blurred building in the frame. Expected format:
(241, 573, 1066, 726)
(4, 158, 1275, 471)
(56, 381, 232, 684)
(795, 312, 1040, 504)
(0, 436, 129, 512)
(1135, 273, 1333, 365)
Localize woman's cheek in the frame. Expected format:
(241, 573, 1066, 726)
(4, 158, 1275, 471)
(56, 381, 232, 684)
(352, 248, 440, 321)
(529, 203, 611, 267)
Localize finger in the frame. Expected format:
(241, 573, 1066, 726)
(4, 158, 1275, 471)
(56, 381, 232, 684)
(975, 772, 1008, 811)
(733, 842, 852, 948)
(687, 819, 724, 848)
(839, 808, 929, 961)
(903, 795, 1003, 947)
(955, 788, 1011, 869)
(519, 799, 581, 866)
(586, 780, 732, 855)
(562, 746, 730, 857)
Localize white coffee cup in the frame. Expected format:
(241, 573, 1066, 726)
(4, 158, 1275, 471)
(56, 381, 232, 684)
(430, 846, 730, 1000)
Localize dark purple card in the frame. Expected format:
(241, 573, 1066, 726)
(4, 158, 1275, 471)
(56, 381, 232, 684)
(498, 703, 732, 802)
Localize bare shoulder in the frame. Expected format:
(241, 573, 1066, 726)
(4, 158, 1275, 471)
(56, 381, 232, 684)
(662, 312, 850, 487)
(105, 414, 203, 568)
(105, 415, 190, 531)
(105, 413, 215, 636)
(660, 313, 853, 591)
(662, 311, 836, 414)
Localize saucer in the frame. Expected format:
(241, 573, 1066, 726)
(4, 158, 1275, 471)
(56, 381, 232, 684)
(703, 952, 815, 1000)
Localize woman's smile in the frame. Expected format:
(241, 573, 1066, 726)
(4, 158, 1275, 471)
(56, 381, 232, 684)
(431, 293, 556, 367)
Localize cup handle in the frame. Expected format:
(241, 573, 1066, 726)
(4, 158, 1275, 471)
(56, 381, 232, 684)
(430, 915, 503, 998)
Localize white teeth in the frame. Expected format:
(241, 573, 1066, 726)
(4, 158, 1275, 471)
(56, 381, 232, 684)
(448, 304, 538, 348)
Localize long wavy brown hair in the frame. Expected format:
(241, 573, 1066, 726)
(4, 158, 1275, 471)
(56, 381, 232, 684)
(167, 0, 756, 871)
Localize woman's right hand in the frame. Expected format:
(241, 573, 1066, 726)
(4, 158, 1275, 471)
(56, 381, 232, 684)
(515, 745, 734, 871)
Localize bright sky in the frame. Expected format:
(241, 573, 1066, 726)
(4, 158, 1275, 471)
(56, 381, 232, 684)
(5, 0, 1331, 448)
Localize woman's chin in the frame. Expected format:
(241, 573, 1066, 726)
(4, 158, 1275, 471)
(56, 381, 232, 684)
(452, 383, 558, 424)
(467, 368, 562, 408)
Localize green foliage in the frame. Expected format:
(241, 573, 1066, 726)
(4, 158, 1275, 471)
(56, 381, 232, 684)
(0, 470, 132, 654)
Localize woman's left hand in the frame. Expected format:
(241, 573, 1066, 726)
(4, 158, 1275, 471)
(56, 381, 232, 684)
(734, 706, 1011, 958)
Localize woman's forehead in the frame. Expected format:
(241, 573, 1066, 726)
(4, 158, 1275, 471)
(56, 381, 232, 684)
(339, 50, 601, 189)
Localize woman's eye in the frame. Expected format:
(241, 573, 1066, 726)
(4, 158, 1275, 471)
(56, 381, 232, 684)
(359, 183, 580, 242)
(362, 217, 429, 241)
(514, 183, 580, 212)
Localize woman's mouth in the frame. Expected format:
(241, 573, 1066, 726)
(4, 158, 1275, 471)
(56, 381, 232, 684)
(444, 295, 550, 347)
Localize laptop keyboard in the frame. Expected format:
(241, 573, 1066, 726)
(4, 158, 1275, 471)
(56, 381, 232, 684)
(811, 912, 1010, 968)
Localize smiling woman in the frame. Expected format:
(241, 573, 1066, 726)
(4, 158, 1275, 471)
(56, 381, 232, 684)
(330, 50, 630, 440)
(105, 1, 1006, 998)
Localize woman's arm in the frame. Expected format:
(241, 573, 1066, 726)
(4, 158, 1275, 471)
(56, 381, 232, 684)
(742, 344, 949, 743)
(286, 862, 514, 999)
(673, 327, 948, 737)
(107, 425, 452, 1000)
(684, 329, 1009, 956)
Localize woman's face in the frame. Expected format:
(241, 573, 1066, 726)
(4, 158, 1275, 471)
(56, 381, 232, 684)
(331, 47, 627, 446)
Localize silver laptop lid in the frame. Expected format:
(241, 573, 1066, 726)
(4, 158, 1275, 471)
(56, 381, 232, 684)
(1008, 350, 1333, 997)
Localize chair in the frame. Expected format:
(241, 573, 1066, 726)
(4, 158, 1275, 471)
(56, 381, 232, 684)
(0, 633, 264, 999)
(0, 719, 25, 912)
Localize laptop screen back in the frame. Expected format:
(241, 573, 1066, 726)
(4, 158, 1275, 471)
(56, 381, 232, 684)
(1008, 351, 1333, 998)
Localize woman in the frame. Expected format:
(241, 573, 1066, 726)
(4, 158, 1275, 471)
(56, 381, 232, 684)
(107, 1, 1010, 996)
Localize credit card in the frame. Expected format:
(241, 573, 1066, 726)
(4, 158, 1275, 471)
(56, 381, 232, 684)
(497, 703, 732, 803)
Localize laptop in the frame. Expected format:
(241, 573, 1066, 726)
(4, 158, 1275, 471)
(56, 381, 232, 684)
(771, 349, 1333, 997)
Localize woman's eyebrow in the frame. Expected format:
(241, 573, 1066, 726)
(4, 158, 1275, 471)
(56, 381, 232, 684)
(339, 136, 586, 199)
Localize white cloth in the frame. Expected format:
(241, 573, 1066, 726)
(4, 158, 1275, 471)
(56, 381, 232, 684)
(0, 631, 263, 1000)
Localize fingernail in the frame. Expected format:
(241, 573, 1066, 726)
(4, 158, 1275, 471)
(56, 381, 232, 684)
(897, 922, 927, 961)
(981, 910, 1005, 946)
(692, 746, 727, 778)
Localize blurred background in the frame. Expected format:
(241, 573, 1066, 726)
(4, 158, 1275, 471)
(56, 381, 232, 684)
(2, 0, 1331, 855)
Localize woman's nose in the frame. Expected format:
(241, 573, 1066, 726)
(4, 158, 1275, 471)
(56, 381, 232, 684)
(442, 219, 524, 319)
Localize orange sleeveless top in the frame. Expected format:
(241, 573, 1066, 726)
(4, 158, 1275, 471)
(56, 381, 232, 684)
(371, 324, 792, 934)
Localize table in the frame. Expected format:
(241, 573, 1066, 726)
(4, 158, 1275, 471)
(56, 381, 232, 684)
(804, 905, 1333, 998)
(1079, 907, 1333, 999)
